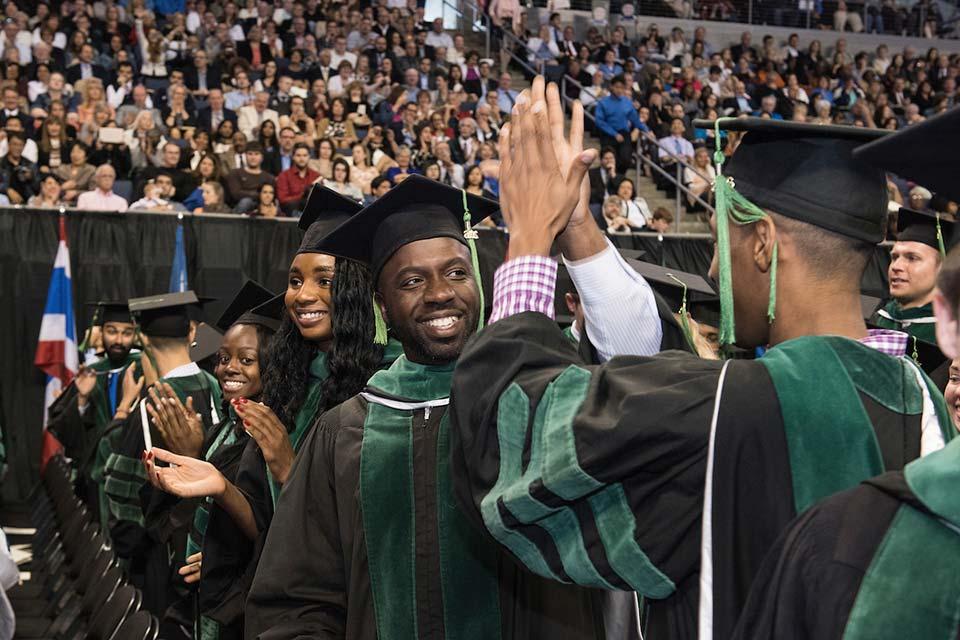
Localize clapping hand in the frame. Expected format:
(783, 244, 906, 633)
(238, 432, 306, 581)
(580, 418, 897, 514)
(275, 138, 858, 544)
(144, 447, 226, 498)
(115, 365, 145, 420)
(146, 383, 204, 458)
(75, 366, 98, 408)
(232, 398, 295, 484)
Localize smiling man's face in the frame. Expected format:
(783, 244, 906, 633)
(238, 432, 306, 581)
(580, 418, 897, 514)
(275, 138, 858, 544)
(377, 237, 479, 365)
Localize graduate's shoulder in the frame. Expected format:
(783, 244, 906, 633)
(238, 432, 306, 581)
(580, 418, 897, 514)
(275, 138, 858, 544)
(302, 394, 370, 457)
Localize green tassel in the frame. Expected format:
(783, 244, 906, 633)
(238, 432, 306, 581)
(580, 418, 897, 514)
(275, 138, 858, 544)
(461, 189, 485, 333)
(936, 213, 946, 258)
(373, 297, 388, 346)
(712, 118, 779, 347)
(667, 273, 699, 354)
(911, 335, 920, 364)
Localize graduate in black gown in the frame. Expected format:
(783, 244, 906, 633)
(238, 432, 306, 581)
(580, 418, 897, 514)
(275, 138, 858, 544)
(46, 302, 140, 525)
(144, 280, 280, 640)
(245, 175, 611, 640)
(101, 291, 223, 623)
(734, 101, 960, 640)
(448, 79, 954, 640)
(146, 186, 395, 637)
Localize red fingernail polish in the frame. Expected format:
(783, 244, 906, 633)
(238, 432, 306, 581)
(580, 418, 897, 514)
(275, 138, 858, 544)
(141, 451, 146, 460)
(243, 420, 249, 427)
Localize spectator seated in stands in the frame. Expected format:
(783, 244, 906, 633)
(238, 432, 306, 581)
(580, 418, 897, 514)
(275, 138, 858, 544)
(238, 91, 280, 142)
(323, 157, 364, 202)
(276, 143, 320, 216)
(648, 207, 675, 233)
(0, 132, 38, 204)
(76, 163, 127, 211)
(136, 142, 194, 203)
(366, 175, 392, 205)
(589, 147, 625, 207)
(657, 118, 696, 184)
(27, 173, 65, 209)
(223, 140, 274, 213)
(129, 175, 186, 212)
(245, 181, 280, 218)
(684, 146, 718, 211)
(193, 180, 229, 214)
(615, 178, 652, 230)
(54, 142, 96, 205)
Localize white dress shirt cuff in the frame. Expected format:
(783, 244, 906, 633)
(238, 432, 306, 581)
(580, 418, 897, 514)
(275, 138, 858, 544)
(563, 239, 663, 361)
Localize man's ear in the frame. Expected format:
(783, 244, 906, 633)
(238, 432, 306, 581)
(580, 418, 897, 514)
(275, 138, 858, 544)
(933, 290, 959, 359)
(752, 216, 777, 274)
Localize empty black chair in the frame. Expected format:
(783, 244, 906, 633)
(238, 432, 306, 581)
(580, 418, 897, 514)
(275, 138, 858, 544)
(111, 611, 158, 640)
(87, 584, 138, 640)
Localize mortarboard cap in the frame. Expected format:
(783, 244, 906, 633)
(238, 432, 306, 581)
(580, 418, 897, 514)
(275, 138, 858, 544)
(695, 117, 889, 243)
(625, 258, 717, 314)
(249, 293, 286, 326)
(314, 175, 500, 281)
(894, 207, 954, 254)
(852, 108, 960, 203)
(186, 296, 217, 324)
(216, 280, 281, 333)
(129, 291, 199, 338)
(297, 184, 363, 255)
(87, 301, 133, 326)
(190, 322, 223, 363)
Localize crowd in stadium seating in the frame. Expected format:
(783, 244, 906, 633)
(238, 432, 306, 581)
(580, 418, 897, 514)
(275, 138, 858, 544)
(0, 0, 955, 223)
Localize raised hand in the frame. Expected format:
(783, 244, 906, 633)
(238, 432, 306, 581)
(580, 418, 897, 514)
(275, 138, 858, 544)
(144, 447, 226, 498)
(147, 383, 204, 458)
(544, 81, 593, 233)
(75, 367, 98, 407)
(116, 365, 144, 419)
(233, 398, 295, 485)
(498, 76, 596, 258)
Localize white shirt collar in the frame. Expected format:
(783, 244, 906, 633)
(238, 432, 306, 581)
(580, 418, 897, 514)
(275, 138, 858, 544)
(164, 362, 202, 379)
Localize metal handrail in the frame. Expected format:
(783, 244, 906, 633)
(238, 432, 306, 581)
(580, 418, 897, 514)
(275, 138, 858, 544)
(636, 151, 715, 218)
(555, 68, 713, 187)
(440, 0, 491, 58)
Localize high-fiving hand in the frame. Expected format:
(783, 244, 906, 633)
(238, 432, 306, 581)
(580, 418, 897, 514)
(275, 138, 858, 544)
(498, 76, 597, 259)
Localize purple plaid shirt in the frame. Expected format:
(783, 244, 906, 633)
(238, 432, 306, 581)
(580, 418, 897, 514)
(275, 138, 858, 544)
(489, 255, 913, 357)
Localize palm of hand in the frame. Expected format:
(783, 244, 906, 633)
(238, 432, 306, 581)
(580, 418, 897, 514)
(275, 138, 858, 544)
(76, 372, 97, 397)
(156, 458, 225, 498)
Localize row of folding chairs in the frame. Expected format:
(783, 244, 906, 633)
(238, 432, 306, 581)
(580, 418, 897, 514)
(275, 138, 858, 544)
(8, 455, 158, 640)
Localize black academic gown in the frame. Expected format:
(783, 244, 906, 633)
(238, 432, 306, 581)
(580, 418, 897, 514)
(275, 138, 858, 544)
(105, 370, 221, 625)
(46, 354, 139, 510)
(245, 361, 604, 640)
(174, 413, 251, 640)
(733, 439, 960, 639)
(449, 312, 954, 640)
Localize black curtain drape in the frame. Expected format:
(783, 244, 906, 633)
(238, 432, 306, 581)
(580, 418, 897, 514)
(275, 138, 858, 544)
(0, 209, 891, 501)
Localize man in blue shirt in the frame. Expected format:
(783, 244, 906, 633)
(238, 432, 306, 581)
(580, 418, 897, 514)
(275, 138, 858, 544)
(594, 75, 649, 173)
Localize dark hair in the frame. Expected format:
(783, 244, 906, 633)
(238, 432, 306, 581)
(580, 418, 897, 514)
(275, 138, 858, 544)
(939, 247, 960, 313)
(610, 74, 626, 86)
(371, 175, 390, 191)
(261, 259, 384, 429)
(332, 157, 351, 182)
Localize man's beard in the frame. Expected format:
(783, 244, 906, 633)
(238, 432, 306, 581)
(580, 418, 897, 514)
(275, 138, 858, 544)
(105, 343, 131, 367)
